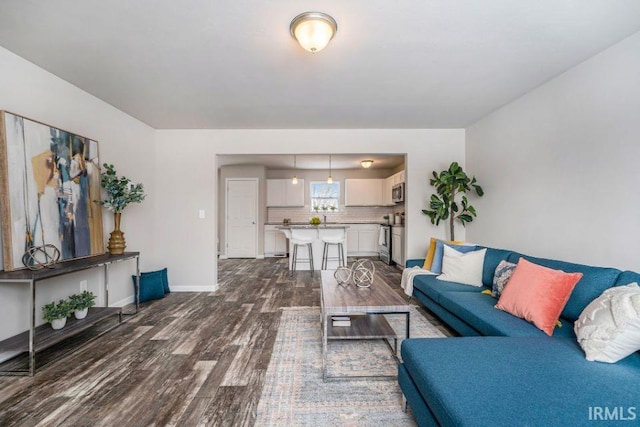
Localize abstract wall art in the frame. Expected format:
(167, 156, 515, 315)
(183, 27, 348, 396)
(0, 111, 104, 271)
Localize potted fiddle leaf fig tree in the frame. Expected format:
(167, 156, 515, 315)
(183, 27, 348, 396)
(98, 164, 146, 255)
(42, 300, 73, 330)
(69, 290, 96, 320)
(422, 162, 484, 241)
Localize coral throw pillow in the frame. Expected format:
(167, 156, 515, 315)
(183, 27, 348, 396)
(495, 258, 583, 336)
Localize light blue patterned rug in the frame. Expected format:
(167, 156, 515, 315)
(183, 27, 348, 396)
(255, 306, 445, 426)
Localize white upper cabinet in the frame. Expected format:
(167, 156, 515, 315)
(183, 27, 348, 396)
(392, 170, 406, 185)
(266, 179, 305, 207)
(266, 180, 286, 206)
(382, 170, 405, 206)
(383, 177, 394, 206)
(285, 179, 305, 206)
(344, 179, 383, 206)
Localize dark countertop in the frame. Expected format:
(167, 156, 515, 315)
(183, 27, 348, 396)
(276, 225, 350, 230)
(265, 221, 385, 225)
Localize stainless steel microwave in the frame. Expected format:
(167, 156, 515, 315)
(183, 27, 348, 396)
(392, 183, 404, 203)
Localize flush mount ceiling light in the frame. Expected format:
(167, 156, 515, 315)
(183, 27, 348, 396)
(361, 160, 374, 168)
(290, 12, 338, 53)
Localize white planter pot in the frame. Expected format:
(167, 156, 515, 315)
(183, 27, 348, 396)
(74, 308, 88, 320)
(51, 317, 67, 330)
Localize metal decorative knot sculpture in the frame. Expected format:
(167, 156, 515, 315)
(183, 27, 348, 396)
(352, 259, 375, 288)
(334, 266, 353, 286)
(22, 244, 61, 270)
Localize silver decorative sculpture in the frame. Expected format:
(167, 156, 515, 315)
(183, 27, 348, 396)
(334, 266, 352, 285)
(352, 259, 375, 288)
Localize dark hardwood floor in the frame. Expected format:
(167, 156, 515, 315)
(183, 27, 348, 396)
(0, 257, 450, 426)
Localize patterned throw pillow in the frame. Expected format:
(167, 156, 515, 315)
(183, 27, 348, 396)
(574, 283, 640, 363)
(492, 260, 516, 298)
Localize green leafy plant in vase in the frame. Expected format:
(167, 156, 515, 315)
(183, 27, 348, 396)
(422, 162, 484, 241)
(97, 163, 146, 255)
(42, 300, 73, 330)
(69, 290, 96, 320)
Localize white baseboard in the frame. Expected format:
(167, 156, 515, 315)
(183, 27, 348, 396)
(256, 254, 265, 259)
(218, 255, 228, 260)
(170, 285, 218, 292)
(112, 295, 135, 307)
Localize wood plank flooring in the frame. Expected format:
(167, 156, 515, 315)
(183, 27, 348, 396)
(0, 257, 452, 426)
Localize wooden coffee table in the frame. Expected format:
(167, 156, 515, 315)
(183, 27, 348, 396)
(320, 270, 410, 381)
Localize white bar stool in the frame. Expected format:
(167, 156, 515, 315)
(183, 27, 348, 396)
(291, 230, 315, 273)
(321, 235, 345, 270)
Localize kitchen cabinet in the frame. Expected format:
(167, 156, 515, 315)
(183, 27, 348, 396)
(346, 230, 359, 253)
(345, 224, 380, 256)
(392, 226, 404, 266)
(391, 170, 405, 186)
(266, 179, 305, 207)
(382, 170, 406, 206)
(344, 179, 383, 206)
(383, 177, 394, 206)
(264, 225, 287, 257)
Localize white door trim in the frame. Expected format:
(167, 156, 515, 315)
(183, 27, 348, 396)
(225, 177, 259, 258)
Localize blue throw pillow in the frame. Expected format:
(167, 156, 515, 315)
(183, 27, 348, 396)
(431, 241, 477, 274)
(160, 268, 170, 293)
(132, 270, 165, 303)
(137, 268, 170, 293)
(143, 268, 170, 293)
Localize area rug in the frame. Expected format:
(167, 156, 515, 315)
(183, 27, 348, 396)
(255, 306, 445, 426)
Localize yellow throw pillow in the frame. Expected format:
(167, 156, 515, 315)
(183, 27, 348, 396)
(422, 238, 464, 270)
(422, 238, 438, 270)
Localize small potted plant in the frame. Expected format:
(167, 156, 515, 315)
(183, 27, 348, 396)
(69, 290, 96, 320)
(97, 163, 146, 255)
(42, 300, 73, 330)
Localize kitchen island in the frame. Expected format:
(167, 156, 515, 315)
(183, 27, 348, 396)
(277, 225, 349, 271)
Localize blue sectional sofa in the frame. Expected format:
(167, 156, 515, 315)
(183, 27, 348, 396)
(400, 247, 640, 426)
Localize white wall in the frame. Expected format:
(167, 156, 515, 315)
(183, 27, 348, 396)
(466, 31, 640, 271)
(155, 129, 465, 289)
(0, 46, 156, 340)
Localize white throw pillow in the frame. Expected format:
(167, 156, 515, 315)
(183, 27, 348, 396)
(436, 246, 486, 287)
(574, 283, 640, 363)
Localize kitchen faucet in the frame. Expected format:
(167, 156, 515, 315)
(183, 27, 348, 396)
(323, 215, 327, 224)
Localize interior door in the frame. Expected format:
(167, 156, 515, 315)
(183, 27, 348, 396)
(226, 179, 258, 258)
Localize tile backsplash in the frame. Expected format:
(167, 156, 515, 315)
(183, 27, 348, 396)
(268, 206, 401, 223)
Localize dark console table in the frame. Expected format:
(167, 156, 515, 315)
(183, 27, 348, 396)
(0, 252, 140, 376)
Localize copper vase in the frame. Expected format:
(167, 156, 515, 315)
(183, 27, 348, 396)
(107, 212, 126, 255)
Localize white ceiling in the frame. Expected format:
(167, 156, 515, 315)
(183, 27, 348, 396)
(218, 154, 405, 170)
(0, 1, 639, 129)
